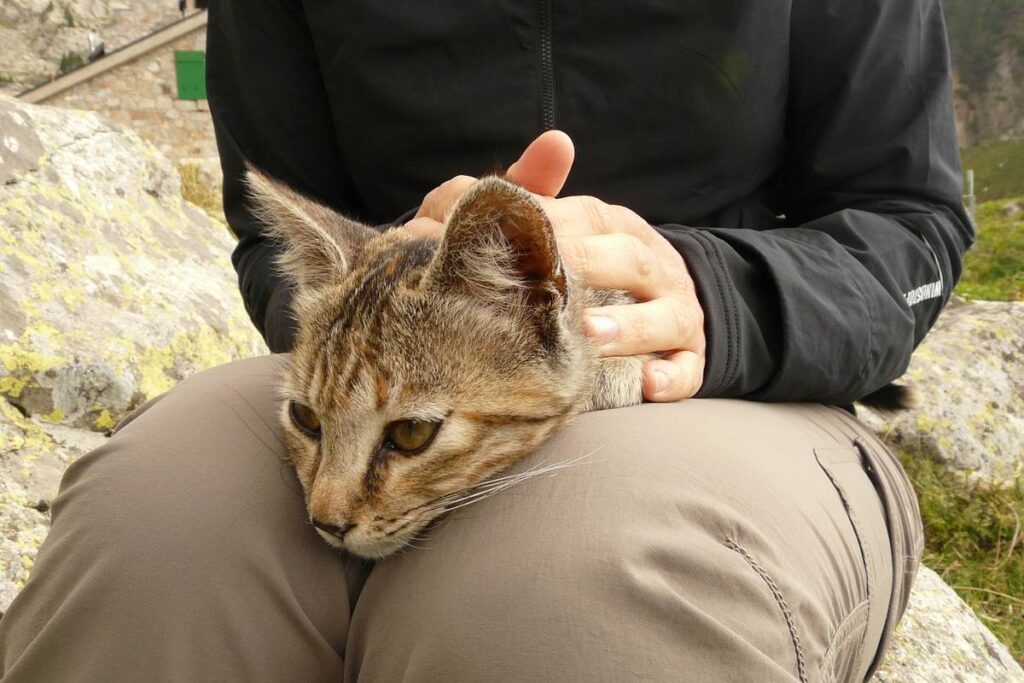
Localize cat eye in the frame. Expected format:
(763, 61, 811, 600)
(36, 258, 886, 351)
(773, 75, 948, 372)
(289, 401, 322, 438)
(385, 419, 441, 454)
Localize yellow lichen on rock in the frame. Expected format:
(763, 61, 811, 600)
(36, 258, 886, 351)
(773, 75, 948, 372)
(94, 409, 116, 432)
(0, 95, 266, 432)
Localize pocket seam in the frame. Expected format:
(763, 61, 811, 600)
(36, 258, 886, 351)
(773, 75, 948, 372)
(724, 536, 808, 683)
(814, 447, 876, 668)
(820, 599, 870, 683)
(814, 448, 876, 602)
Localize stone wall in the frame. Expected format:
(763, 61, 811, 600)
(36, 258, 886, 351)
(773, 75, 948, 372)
(44, 26, 218, 173)
(0, 0, 186, 97)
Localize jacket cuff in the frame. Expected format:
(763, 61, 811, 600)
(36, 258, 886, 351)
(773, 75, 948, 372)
(653, 225, 736, 397)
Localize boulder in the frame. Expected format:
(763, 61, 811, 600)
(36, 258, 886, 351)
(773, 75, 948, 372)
(0, 94, 265, 612)
(0, 95, 265, 431)
(872, 567, 1024, 681)
(859, 298, 1024, 486)
(0, 401, 104, 609)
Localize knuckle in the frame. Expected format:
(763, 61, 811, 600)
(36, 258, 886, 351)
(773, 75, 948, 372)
(622, 236, 654, 285)
(670, 301, 691, 343)
(564, 240, 591, 278)
(625, 310, 648, 346)
(579, 196, 608, 231)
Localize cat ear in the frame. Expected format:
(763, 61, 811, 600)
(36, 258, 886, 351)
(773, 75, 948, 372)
(244, 166, 375, 290)
(429, 177, 568, 307)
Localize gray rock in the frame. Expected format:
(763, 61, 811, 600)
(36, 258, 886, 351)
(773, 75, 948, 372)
(0, 26, 55, 86)
(0, 99, 45, 183)
(0, 402, 99, 613)
(0, 480, 49, 614)
(0, 1, 182, 92)
(0, 95, 264, 613)
(0, 95, 266, 431)
(873, 567, 1024, 681)
(859, 298, 1024, 486)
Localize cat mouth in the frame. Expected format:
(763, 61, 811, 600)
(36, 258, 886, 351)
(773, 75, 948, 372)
(319, 518, 432, 559)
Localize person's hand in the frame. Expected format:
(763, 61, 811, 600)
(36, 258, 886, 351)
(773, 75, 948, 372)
(402, 130, 575, 235)
(405, 132, 706, 401)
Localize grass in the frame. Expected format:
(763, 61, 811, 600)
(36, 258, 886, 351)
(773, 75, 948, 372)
(176, 163, 224, 219)
(962, 139, 1024, 203)
(955, 195, 1024, 301)
(57, 51, 84, 75)
(897, 451, 1024, 664)
(910, 197, 1024, 664)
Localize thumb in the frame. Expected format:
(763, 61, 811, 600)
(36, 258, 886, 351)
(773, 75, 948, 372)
(506, 130, 575, 197)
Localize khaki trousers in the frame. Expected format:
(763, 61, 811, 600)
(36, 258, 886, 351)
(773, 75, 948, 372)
(0, 354, 922, 682)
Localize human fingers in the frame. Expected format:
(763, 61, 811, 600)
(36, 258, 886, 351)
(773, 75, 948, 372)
(539, 195, 662, 247)
(642, 350, 705, 402)
(557, 234, 665, 299)
(584, 298, 704, 358)
(403, 216, 445, 239)
(413, 175, 477, 223)
(505, 130, 575, 197)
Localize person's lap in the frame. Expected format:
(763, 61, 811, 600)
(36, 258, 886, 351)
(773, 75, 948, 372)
(0, 354, 921, 682)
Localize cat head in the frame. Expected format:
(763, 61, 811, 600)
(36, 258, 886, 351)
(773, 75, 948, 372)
(246, 169, 592, 558)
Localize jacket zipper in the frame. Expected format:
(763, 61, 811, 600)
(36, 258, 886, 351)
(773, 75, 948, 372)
(538, 0, 556, 130)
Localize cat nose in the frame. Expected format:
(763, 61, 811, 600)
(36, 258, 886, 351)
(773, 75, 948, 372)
(312, 519, 355, 539)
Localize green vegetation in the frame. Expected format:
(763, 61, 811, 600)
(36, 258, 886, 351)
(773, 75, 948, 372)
(955, 196, 1024, 301)
(57, 52, 84, 75)
(912, 198, 1024, 664)
(62, 5, 74, 27)
(945, 0, 1024, 94)
(962, 139, 1024, 203)
(176, 163, 224, 219)
(898, 451, 1024, 664)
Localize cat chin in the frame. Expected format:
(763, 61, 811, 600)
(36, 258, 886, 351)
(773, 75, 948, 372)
(316, 527, 412, 560)
(315, 528, 347, 549)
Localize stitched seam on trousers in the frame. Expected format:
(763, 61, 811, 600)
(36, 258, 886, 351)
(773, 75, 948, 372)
(724, 536, 808, 683)
(820, 599, 871, 683)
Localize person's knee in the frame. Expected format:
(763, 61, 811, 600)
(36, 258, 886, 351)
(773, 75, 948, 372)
(4, 354, 359, 683)
(348, 401, 876, 682)
(47, 355, 299, 569)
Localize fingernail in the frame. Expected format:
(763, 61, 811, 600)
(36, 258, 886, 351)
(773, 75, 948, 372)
(585, 316, 619, 344)
(654, 371, 668, 395)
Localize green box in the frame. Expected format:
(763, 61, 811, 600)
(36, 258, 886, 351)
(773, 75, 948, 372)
(175, 50, 206, 101)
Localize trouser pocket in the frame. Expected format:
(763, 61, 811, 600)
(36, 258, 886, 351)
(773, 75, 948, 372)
(849, 434, 926, 680)
(814, 446, 895, 683)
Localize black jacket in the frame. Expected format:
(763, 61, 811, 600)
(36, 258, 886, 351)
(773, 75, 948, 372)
(207, 0, 973, 404)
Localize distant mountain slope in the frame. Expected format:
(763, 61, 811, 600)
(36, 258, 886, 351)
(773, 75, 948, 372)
(945, 0, 1023, 145)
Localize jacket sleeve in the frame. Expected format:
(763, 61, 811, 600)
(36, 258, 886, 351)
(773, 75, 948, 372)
(656, 0, 975, 403)
(207, 0, 365, 352)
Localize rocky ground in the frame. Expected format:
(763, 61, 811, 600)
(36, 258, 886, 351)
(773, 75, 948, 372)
(858, 298, 1024, 487)
(0, 93, 265, 608)
(0, 95, 1022, 680)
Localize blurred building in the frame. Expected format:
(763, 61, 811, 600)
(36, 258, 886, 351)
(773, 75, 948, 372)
(17, 5, 217, 180)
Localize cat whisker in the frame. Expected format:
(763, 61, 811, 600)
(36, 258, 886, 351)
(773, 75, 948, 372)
(385, 449, 601, 529)
(426, 449, 600, 514)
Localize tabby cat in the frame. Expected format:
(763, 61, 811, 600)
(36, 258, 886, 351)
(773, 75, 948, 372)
(246, 170, 646, 559)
